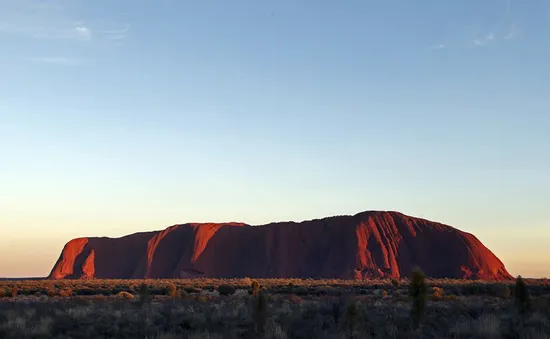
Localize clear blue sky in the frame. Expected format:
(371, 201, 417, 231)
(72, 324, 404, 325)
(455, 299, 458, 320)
(1, 0, 549, 278)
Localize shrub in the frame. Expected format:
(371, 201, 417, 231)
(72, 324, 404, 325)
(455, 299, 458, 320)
(59, 288, 73, 297)
(253, 290, 268, 334)
(11, 287, 18, 298)
(183, 286, 202, 294)
(293, 286, 309, 296)
(409, 267, 427, 327)
(515, 276, 531, 314)
(446, 294, 458, 301)
(432, 286, 445, 300)
(90, 295, 107, 301)
(0, 289, 5, 298)
(463, 283, 487, 295)
(491, 284, 511, 298)
(167, 284, 178, 298)
(196, 295, 210, 302)
(116, 291, 135, 300)
(252, 280, 260, 297)
(218, 284, 236, 296)
(47, 288, 59, 297)
(177, 288, 189, 298)
(373, 289, 384, 297)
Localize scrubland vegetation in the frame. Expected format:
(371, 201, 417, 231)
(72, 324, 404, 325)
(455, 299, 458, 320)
(1, 275, 549, 338)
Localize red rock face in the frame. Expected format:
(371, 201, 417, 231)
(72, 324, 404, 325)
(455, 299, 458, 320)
(48, 211, 511, 280)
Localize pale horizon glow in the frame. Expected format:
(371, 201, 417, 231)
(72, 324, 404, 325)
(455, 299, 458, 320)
(1, 0, 549, 279)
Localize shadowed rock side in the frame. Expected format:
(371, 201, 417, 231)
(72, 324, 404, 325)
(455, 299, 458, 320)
(49, 211, 511, 280)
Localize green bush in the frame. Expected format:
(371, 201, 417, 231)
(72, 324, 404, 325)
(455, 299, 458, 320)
(409, 267, 427, 327)
(218, 284, 236, 296)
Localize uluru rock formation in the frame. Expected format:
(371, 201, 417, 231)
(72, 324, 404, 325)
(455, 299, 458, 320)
(49, 211, 511, 280)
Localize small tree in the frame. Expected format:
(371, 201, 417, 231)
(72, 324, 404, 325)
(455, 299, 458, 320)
(251, 280, 260, 297)
(409, 267, 427, 328)
(515, 275, 531, 314)
(253, 289, 268, 334)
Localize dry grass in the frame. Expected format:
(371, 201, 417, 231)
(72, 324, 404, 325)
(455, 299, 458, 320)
(0, 278, 549, 338)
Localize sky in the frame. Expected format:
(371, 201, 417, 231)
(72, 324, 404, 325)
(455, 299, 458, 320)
(0, 0, 549, 278)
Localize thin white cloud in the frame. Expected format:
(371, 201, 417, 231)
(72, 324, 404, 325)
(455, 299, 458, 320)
(0, 2, 79, 40)
(501, 0, 522, 40)
(99, 24, 131, 41)
(430, 43, 446, 50)
(75, 26, 91, 39)
(0, 4, 129, 44)
(0, 21, 93, 41)
(473, 32, 495, 47)
(99, 25, 131, 35)
(504, 24, 520, 40)
(463, 0, 522, 49)
(1, 1, 126, 68)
